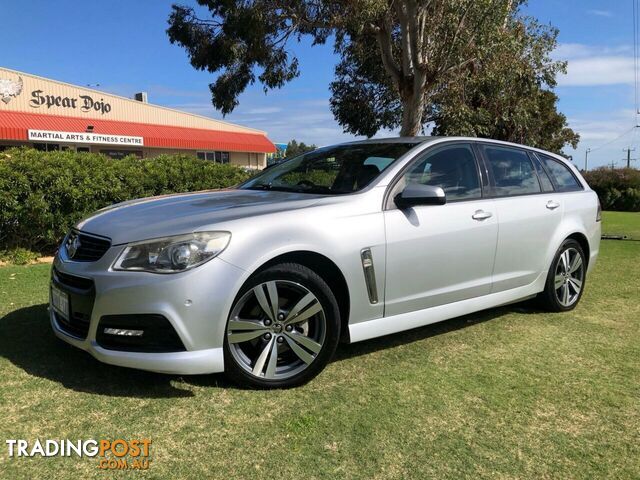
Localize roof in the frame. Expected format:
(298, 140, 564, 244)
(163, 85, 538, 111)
(337, 136, 440, 146)
(352, 136, 436, 143)
(0, 110, 276, 153)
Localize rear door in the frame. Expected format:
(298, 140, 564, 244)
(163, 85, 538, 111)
(477, 143, 563, 292)
(383, 143, 498, 316)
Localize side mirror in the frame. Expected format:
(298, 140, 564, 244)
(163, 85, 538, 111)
(394, 184, 446, 209)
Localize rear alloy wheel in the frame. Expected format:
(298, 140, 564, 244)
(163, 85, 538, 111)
(224, 263, 340, 388)
(539, 239, 586, 312)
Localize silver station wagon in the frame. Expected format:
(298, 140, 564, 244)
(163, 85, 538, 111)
(50, 137, 601, 388)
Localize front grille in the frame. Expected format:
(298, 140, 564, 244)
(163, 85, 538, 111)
(53, 268, 94, 290)
(65, 231, 111, 262)
(51, 268, 95, 339)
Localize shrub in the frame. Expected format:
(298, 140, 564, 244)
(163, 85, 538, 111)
(583, 167, 640, 212)
(0, 148, 250, 254)
(0, 247, 40, 265)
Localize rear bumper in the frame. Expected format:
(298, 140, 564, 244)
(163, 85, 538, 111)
(587, 221, 602, 274)
(50, 248, 247, 375)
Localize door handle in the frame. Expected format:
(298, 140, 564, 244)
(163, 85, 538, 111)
(472, 210, 493, 221)
(546, 200, 560, 210)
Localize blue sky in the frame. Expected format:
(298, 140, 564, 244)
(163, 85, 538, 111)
(0, 0, 636, 169)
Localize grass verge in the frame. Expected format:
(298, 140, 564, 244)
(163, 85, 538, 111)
(602, 210, 640, 238)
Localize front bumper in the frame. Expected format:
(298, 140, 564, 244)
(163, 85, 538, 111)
(50, 246, 247, 375)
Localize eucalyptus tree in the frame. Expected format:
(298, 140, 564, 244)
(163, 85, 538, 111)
(168, 0, 577, 150)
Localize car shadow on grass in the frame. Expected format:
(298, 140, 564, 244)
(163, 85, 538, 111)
(332, 301, 544, 363)
(0, 301, 544, 395)
(0, 303, 234, 398)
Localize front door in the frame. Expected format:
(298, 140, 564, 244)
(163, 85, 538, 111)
(383, 143, 498, 317)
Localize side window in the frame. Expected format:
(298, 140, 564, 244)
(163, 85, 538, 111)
(402, 144, 481, 201)
(482, 145, 541, 197)
(539, 154, 583, 191)
(529, 153, 554, 192)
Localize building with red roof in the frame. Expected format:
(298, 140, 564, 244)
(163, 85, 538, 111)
(0, 67, 275, 168)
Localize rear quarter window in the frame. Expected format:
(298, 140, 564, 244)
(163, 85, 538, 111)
(529, 152, 555, 192)
(538, 154, 583, 192)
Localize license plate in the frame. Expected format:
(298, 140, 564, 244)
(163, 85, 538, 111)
(51, 284, 69, 319)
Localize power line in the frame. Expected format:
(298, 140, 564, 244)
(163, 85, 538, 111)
(589, 125, 637, 153)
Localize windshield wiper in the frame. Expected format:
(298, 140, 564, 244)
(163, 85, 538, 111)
(245, 183, 272, 190)
(245, 184, 299, 193)
(245, 183, 349, 195)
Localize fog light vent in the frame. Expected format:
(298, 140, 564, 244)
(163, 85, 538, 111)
(96, 314, 186, 352)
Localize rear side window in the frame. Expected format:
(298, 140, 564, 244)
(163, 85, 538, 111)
(538, 154, 583, 191)
(481, 145, 541, 197)
(402, 144, 481, 201)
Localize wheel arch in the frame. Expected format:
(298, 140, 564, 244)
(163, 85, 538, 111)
(545, 223, 592, 276)
(565, 231, 591, 268)
(251, 250, 351, 342)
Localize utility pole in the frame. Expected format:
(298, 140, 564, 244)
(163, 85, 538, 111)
(609, 160, 617, 170)
(622, 147, 637, 168)
(584, 148, 591, 172)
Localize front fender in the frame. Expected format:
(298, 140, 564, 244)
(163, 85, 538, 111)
(216, 198, 388, 327)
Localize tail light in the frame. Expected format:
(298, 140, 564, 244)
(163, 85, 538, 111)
(596, 199, 602, 222)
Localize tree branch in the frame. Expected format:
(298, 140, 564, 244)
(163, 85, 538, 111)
(374, 22, 402, 89)
(405, 0, 424, 70)
(396, 2, 413, 76)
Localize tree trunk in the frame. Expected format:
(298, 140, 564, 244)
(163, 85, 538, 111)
(399, 92, 425, 136)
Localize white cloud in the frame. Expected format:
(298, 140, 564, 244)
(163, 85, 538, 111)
(587, 9, 613, 18)
(554, 43, 630, 60)
(554, 43, 635, 86)
(559, 56, 634, 86)
(243, 107, 282, 115)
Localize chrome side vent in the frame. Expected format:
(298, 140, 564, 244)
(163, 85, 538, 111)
(361, 248, 379, 304)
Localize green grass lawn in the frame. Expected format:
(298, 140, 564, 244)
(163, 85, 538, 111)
(602, 210, 640, 239)
(1, 229, 639, 478)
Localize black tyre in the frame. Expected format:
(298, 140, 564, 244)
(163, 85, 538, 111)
(223, 262, 340, 388)
(538, 238, 587, 312)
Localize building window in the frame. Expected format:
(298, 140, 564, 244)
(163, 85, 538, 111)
(33, 143, 60, 152)
(77, 147, 91, 153)
(197, 151, 230, 164)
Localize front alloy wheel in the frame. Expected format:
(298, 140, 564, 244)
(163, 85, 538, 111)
(224, 263, 340, 388)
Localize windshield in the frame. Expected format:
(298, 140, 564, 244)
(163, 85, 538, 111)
(240, 143, 418, 194)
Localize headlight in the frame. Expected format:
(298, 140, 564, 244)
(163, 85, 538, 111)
(113, 232, 231, 273)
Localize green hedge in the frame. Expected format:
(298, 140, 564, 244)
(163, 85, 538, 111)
(0, 148, 250, 253)
(583, 167, 640, 212)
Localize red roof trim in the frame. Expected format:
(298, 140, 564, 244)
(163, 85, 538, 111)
(0, 110, 276, 153)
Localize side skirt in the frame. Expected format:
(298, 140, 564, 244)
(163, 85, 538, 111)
(348, 278, 543, 343)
